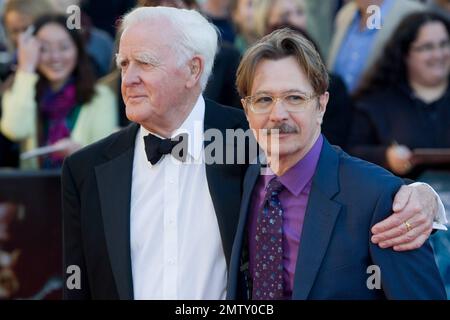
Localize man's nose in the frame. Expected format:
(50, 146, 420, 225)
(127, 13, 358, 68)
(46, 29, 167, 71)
(122, 63, 141, 86)
(269, 98, 289, 122)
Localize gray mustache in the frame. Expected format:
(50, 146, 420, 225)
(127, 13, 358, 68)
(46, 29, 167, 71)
(264, 123, 298, 135)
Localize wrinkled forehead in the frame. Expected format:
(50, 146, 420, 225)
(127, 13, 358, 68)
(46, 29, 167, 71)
(120, 18, 177, 45)
(118, 39, 174, 55)
(124, 15, 177, 33)
(119, 22, 176, 52)
(251, 57, 314, 93)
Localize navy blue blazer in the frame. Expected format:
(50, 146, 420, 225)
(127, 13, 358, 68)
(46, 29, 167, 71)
(227, 138, 447, 300)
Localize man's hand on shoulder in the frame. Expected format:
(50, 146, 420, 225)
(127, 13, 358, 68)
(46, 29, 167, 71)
(371, 183, 440, 251)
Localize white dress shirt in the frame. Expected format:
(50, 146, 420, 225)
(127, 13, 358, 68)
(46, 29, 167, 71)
(130, 96, 227, 299)
(409, 182, 448, 231)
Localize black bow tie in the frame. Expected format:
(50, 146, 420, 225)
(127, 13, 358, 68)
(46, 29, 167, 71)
(144, 132, 188, 165)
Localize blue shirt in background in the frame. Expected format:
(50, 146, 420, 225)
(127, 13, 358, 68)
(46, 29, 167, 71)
(333, 0, 394, 92)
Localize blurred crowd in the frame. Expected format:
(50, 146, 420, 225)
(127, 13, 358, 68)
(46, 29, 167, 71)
(0, 0, 448, 179)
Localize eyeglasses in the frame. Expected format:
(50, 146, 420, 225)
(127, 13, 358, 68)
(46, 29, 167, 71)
(243, 91, 318, 114)
(410, 39, 450, 54)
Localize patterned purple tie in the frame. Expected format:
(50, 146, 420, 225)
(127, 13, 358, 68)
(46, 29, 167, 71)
(253, 177, 284, 300)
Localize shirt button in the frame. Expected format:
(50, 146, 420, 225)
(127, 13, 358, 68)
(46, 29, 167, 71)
(168, 259, 175, 265)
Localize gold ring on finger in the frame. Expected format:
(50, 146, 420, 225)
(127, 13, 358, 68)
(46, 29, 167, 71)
(404, 221, 412, 232)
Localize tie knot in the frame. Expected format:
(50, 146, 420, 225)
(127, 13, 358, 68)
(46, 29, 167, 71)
(266, 177, 284, 195)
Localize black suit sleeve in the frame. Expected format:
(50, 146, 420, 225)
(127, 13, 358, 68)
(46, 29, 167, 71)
(348, 103, 389, 168)
(369, 181, 447, 299)
(204, 44, 242, 109)
(62, 158, 91, 299)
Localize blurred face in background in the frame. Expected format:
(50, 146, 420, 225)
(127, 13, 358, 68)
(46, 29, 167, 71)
(36, 23, 78, 90)
(232, 0, 257, 41)
(4, 10, 33, 48)
(267, 0, 307, 32)
(407, 21, 450, 87)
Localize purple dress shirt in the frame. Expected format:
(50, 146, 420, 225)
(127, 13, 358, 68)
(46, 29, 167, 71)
(248, 134, 324, 299)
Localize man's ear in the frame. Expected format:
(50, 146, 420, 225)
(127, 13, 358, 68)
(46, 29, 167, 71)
(317, 91, 329, 125)
(241, 98, 248, 115)
(186, 55, 204, 88)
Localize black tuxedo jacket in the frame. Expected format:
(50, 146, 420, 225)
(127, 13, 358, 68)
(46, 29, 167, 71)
(63, 99, 249, 299)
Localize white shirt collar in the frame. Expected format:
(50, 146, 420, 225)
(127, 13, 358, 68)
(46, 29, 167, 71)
(138, 95, 205, 162)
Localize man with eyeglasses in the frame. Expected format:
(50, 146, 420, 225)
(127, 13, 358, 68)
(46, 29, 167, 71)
(226, 28, 447, 300)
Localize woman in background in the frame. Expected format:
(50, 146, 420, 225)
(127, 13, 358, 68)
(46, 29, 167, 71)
(0, 14, 117, 169)
(254, 0, 306, 38)
(0, 0, 56, 167)
(349, 12, 450, 178)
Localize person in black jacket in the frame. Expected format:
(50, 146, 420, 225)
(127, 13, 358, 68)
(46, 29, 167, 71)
(63, 6, 249, 300)
(349, 12, 450, 178)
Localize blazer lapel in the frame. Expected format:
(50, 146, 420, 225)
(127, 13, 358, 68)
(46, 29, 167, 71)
(291, 140, 342, 299)
(235, 163, 261, 257)
(95, 123, 139, 300)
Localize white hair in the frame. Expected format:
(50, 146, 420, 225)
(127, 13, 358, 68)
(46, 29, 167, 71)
(121, 6, 218, 91)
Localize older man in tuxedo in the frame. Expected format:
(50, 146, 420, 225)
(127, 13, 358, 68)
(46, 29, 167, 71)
(63, 7, 445, 300)
(63, 7, 248, 300)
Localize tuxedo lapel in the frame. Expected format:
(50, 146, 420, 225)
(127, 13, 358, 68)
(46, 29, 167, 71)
(203, 100, 248, 267)
(292, 140, 342, 299)
(95, 123, 139, 300)
(239, 164, 261, 234)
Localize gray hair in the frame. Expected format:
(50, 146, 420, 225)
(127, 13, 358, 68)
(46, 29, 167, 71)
(120, 6, 218, 91)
